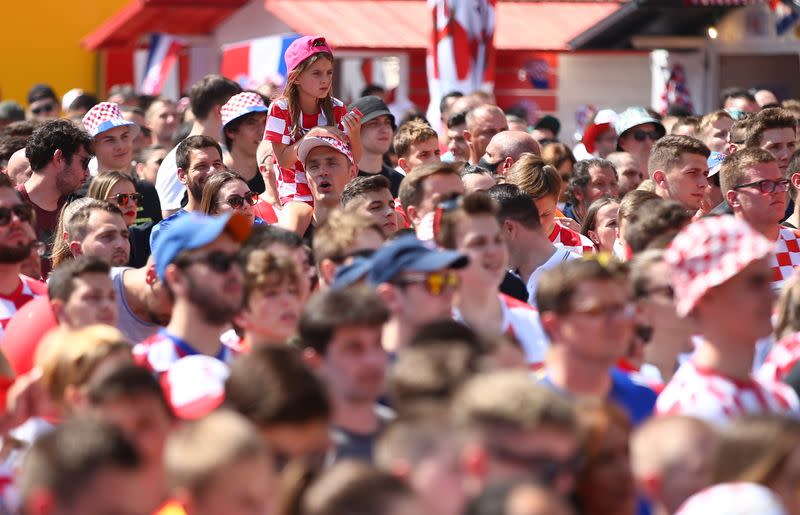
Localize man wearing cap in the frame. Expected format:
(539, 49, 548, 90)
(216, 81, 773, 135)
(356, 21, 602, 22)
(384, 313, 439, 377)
(20, 120, 92, 274)
(82, 102, 162, 225)
(478, 131, 540, 175)
(133, 212, 251, 373)
(26, 84, 59, 122)
(464, 105, 508, 165)
(222, 92, 269, 195)
(351, 96, 404, 197)
(698, 151, 727, 216)
(575, 110, 617, 160)
(149, 135, 226, 248)
(719, 148, 799, 292)
(367, 235, 468, 353)
(657, 215, 799, 425)
(616, 107, 666, 174)
(537, 258, 657, 426)
(156, 75, 241, 218)
(649, 135, 711, 212)
(296, 128, 358, 235)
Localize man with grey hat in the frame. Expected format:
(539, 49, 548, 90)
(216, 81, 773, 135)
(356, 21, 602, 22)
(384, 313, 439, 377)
(616, 107, 666, 174)
(350, 96, 404, 197)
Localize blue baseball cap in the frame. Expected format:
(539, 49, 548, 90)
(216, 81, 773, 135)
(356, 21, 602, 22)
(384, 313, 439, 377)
(366, 235, 469, 286)
(707, 151, 727, 177)
(331, 256, 374, 290)
(153, 212, 252, 281)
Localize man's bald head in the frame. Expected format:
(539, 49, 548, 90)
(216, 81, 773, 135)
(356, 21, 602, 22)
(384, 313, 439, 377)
(481, 131, 540, 175)
(6, 148, 31, 186)
(464, 105, 508, 165)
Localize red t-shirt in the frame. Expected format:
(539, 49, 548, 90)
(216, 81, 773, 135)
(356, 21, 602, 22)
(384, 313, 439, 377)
(0, 275, 48, 341)
(17, 184, 64, 276)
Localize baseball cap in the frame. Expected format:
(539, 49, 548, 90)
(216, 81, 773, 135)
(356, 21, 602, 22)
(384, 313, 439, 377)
(707, 151, 727, 177)
(676, 483, 786, 515)
(285, 36, 333, 73)
(664, 215, 773, 316)
(82, 102, 137, 138)
(153, 212, 252, 281)
(350, 96, 395, 128)
(0, 101, 24, 123)
(297, 135, 354, 167)
(27, 83, 57, 104)
(582, 109, 617, 154)
(332, 256, 374, 290)
(366, 235, 469, 285)
(614, 107, 666, 148)
(160, 355, 230, 420)
(221, 92, 268, 128)
(61, 88, 85, 112)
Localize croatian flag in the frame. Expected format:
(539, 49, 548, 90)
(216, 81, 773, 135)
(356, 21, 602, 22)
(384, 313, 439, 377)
(140, 33, 182, 95)
(426, 0, 496, 124)
(221, 33, 301, 90)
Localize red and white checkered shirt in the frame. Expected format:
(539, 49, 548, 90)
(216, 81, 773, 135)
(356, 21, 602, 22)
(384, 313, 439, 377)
(771, 226, 800, 291)
(759, 331, 800, 384)
(548, 222, 596, 256)
(263, 97, 347, 205)
(656, 360, 799, 425)
(0, 275, 47, 342)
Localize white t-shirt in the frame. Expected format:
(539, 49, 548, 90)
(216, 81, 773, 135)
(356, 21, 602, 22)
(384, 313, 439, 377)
(525, 247, 581, 307)
(155, 145, 184, 211)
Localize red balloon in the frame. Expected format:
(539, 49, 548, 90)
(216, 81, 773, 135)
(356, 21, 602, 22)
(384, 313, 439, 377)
(2, 296, 57, 376)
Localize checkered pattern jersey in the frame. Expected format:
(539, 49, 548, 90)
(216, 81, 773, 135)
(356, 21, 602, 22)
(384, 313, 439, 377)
(759, 331, 800, 383)
(263, 97, 347, 205)
(0, 276, 47, 341)
(771, 226, 800, 291)
(549, 222, 596, 255)
(133, 332, 236, 374)
(656, 360, 800, 425)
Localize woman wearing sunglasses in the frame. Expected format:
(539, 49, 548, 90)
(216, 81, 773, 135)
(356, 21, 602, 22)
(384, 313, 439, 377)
(436, 191, 549, 368)
(199, 171, 264, 227)
(87, 171, 151, 267)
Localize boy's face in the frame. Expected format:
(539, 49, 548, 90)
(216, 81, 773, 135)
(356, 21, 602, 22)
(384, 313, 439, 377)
(349, 189, 398, 236)
(191, 454, 277, 515)
(533, 195, 558, 236)
(403, 137, 441, 173)
(322, 324, 388, 405)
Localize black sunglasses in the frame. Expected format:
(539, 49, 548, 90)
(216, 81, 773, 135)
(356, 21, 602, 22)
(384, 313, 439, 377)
(222, 191, 259, 209)
(0, 204, 33, 226)
(177, 251, 240, 274)
(31, 102, 56, 115)
(109, 193, 143, 207)
(632, 130, 660, 142)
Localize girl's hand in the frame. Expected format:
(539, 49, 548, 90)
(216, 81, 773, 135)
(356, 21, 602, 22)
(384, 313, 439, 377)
(341, 108, 363, 139)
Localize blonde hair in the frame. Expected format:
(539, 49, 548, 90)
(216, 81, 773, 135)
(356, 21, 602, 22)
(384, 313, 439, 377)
(312, 209, 384, 266)
(393, 120, 438, 159)
(86, 171, 134, 204)
(243, 249, 303, 305)
(36, 325, 132, 409)
(282, 53, 335, 141)
(50, 198, 96, 269)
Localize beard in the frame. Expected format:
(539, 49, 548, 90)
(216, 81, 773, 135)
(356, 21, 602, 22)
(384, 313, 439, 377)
(0, 240, 34, 264)
(187, 178, 204, 204)
(185, 272, 243, 325)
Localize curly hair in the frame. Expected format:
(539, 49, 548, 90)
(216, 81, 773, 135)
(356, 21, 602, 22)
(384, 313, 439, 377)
(26, 119, 92, 172)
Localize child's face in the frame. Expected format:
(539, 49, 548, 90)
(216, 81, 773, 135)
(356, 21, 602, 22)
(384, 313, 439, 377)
(192, 455, 277, 515)
(296, 57, 334, 102)
(406, 137, 441, 170)
(240, 281, 302, 345)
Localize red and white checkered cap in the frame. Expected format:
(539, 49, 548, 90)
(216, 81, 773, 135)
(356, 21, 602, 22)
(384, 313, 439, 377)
(81, 101, 136, 138)
(665, 215, 773, 317)
(296, 135, 354, 166)
(676, 482, 786, 515)
(160, 355, 230, 420)
(221, 92, 268, 128)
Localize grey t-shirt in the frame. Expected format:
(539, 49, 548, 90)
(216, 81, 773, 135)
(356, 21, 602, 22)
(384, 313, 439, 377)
(331, 404, 394, 463)
(111, 267, 160, 343)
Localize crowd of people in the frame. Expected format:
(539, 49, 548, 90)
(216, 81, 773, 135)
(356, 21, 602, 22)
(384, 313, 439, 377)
(1, 34, 800, 514)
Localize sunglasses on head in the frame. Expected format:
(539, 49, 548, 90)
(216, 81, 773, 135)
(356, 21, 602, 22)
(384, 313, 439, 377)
(177, 251, 240, 274)
(222, 191, 259, 209)
(631, 130, 661, 142)
(0, 204, 33, 226)
(392, 270, 459, 296)
(109, 193, 143, 207)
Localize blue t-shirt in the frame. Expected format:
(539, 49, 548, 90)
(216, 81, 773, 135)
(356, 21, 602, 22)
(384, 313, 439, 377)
(539, 367, 657, 426)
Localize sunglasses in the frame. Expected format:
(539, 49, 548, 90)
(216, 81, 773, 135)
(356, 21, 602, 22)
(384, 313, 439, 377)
(30, 102, 56, 115)
(222, 191, 259, 209)
(177, 251, 240, 274)
(392, 270, 459, 296)
(0, 204, 33, 226)
(733, 178, 791, 194)
(109, 193, 143, 207)
(631, 130, 661, 142)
